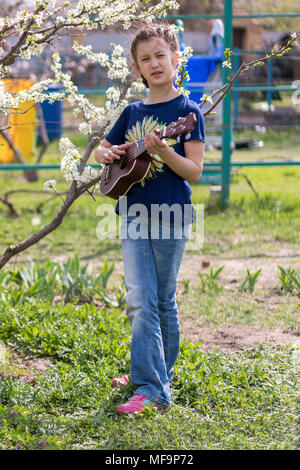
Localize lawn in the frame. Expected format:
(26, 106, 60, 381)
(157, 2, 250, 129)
(0, 125, 299, 450)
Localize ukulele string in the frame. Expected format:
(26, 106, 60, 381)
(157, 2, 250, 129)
(105, 147, 134, 177)
(104, 129, 166, 177)
(106, 141, 144, 176)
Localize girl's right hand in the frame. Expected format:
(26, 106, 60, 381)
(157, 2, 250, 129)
(102, 142, 131, 164)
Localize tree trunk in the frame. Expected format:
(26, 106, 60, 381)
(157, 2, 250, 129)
(0, 129, 38, 182)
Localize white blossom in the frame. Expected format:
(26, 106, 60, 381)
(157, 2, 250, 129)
(106, 86, 121, 103)
(175, 44, 193, 97)
(178, 46, 193, 68)
(107, 43, 129, 82)
(72, 43, 110, 67)
(78, 122, 93, 135)
(200, 94, 213, 105)
(128, 80, 146, 94)
(177, 87, 190, 97)
(31, 217, 41, 226)
(57, 136, 100, 184)
(222, 60, 232, 69)
(44, 179, 57, 191)
(169, 23, 184, 34)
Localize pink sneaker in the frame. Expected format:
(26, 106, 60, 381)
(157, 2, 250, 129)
(116, 394, 168, 415)
(111, 374, 130, 388)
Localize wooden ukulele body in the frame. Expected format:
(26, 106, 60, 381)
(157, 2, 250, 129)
(99, 148, 153, 200)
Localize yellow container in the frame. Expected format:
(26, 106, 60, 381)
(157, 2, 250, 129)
(0, 78, 36, 163)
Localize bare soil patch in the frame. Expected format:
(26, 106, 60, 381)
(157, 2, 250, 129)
(0, 347, 53, 385)
(180, 323, 300, 352)
(177, 253, 300, 351)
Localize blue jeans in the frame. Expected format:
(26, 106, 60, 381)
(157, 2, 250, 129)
(121, 216, 190, 406)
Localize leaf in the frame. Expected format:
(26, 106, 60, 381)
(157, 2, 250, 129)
(211, 266, 225, 279)
(100, 257, 115, 289)
(97, 290, 119, 307)
(291, 273, 300, 292)
(27, 278, 46, 297)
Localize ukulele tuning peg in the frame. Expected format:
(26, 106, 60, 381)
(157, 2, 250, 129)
(185, 133, 191, 140)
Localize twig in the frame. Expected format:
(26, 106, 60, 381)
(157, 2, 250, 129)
(202, 33, 299, 117)
(235, 170, 259, 197)
(203, 63, 244, 117)
(0, 183, 77, 268)
(0, 129, 25, 164)
(4, 188, 70, 198)
(0, 188, 68, 217)
(0, 195, 19, 217)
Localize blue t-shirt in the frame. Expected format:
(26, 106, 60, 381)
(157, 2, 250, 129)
(105, 94, 205, 224)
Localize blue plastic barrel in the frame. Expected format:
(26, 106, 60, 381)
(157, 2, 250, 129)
(187, 55, 221, 104)
(38, 84, 63, 142)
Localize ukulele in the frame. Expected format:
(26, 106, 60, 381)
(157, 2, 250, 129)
(99, 112, 197, 200)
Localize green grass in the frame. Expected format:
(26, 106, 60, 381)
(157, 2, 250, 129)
(0, 296, 298, 450)
(0, 127, 299, 450)
(178, 284, 300, 332)
(1, 145, 300, 262)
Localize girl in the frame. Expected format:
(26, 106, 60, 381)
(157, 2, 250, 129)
(94, 23, 205, 415)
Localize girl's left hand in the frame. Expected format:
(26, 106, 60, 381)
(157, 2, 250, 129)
(144, 129, 168, 158)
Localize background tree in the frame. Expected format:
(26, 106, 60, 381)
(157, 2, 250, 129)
(147, 0, 300, 31)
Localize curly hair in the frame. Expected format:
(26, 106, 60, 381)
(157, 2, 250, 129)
(130, 23, 179, 88)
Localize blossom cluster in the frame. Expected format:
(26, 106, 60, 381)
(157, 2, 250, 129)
(44, 179, 57, 191)
(50, 52, 108, 132)
(107, 44, 129, 82)
(58, 137, 99, 185)
(0, 78, 66, 119)
(19, 34, 47, 60)
(0, 0, 179, 73)
(44, 42, 136, 191)
(71, 41, 135, 135)
(175, 46, 193, 97)
(72, 43, 110, 68)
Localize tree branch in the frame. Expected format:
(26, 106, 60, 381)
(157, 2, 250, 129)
(202, 32, 299, 117)
(0, 137, 100, 269)
(0, 181, 79, 269)
(0, 4, 46, 67)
